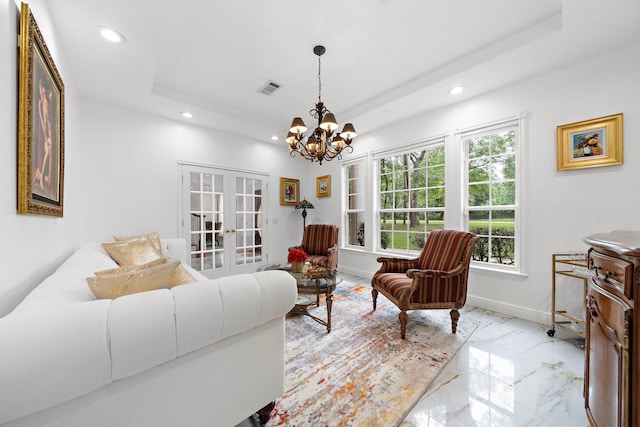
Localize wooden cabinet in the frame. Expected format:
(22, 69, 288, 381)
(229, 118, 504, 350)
(583, 231, 640, 427)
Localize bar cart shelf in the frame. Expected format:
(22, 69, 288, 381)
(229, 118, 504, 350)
(547, 253, 588, 338)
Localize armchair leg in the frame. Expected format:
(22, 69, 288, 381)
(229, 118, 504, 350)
(399, 310, 408, 339)
(372, 288, 378, 311)
(450, 309, 460, 333)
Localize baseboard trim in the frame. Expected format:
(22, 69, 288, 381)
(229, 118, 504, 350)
(338, 268, 551, 325)
(338, 266, 373, 280)
(466, 295, 549, 325)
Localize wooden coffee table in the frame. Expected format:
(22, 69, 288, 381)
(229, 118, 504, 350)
(289, 270, 337, 333)
(263, 264, 338, 333)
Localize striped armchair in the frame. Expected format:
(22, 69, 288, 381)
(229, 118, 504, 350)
(371, 229, 477, 339)
(289, 224, 339, 271)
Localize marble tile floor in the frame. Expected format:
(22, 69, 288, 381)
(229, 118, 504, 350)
(400, 306, 587, 427)
(238, 275, 588, 427)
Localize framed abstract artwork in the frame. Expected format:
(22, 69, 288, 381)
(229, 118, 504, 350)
(316, 174, 331, 197)
(556, 113, 623, 171)
(280, 177, 300, 206)
(17, 3, 65, 216)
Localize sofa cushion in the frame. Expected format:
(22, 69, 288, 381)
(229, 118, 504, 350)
(108, 290, 177, 380)
(102, 237, 164, 267)
(88, 260, 195, 299)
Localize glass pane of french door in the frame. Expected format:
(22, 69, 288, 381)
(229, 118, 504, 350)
(234, 176, 263, 267)
(189, 171, 224, 274)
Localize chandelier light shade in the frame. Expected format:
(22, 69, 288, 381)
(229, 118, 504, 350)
(287, 45, 357, 165)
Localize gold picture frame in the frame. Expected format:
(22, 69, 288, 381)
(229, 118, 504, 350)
(17, 2, 65, 216)
(316, 175, 331, 198)
(280, 177, 300, 205)
(556, 113, 623, 171)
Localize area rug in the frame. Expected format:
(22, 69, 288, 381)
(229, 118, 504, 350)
(265, 277, 479, 427)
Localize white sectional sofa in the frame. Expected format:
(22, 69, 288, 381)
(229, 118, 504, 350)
(0, 239, 297, 427)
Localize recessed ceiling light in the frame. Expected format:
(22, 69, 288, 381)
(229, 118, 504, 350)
(449, 86, 464, 95)
(181, 112, 194, 119)
(98, 26, 126, 43)
(271, 136, 279, 141)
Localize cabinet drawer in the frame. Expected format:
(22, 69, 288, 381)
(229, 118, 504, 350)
(589, 250, 633, 300)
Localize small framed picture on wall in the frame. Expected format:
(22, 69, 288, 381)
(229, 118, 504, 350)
(316, 175, 331, 198)
(280, 177, 300, 205)
(556, 113, 623, 171)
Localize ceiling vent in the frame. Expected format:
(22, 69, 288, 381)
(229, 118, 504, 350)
(258, 80, 280, 96)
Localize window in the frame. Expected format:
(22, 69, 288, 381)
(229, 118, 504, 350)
(344, 160, 365, 248)
(376, 142, 445, 253)
(462, 118, 521, 270)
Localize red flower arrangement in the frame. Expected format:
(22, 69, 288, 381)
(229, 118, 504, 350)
(288, 249, 308, 263)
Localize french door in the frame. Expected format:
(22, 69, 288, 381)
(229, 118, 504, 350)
(180, 163, 266, 279)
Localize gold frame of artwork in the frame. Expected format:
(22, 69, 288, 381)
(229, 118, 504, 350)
(316, 174, 331, 197)
(280, 177, 300, 205)
(556, 113, 623, 171)
(17, 2, 65, 216)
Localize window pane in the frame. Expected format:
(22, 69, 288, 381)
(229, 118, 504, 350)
(490, 131, 516, 156)
(348, 193, 362, 210)
(394, 172, 406, 190)
(468, 183, 489, 206)
(380, 231, 391, 249)
(428, 146, 445, 166)
(191, 192, 201, 211)
(469, 159, 489, 183)
(348, 212, 365, 247)
(375, 143, 445, 254)
(203, 174, 212, 192)
(491, 181, 515, 205)
(395, 190, 409, 209)
(491, 154, 516, 180)
(427, 211, 445, 230)
(429, 187, 445, 208)
(428, 165, 445, 187)
(491, 236, 515, 265)
(410, 189, 425, 208)
(468, 136, 489, 159)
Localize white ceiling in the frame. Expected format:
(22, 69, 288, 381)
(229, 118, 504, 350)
(46, 0, 640, 144)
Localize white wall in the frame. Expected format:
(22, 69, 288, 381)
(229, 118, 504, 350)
(332, 43, 640, 324)
(77, 100, 309, 263)
(2, 0, 638, 327)
(0, 0, 81, 316)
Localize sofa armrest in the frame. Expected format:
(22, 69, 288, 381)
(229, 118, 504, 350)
(0, 301, 113, 425)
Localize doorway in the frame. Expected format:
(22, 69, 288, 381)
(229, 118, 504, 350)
(180, 163, 266, 279)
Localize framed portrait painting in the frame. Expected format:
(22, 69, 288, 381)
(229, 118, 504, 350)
(280, 177, 300, 206)
(556, 113, 623, 171)
(17, 3, 65, 216)
(316, 174, 331, 197)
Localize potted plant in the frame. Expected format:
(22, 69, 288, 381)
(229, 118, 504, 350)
(287, 249, 308, 273)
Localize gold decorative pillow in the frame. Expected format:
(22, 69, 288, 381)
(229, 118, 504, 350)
(102, 237, 163, 267)
(88, 260, 196, 299)
(114, 231, 162, 251)
(95, 257, 168, 276)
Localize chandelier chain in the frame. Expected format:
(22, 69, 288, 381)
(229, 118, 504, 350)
(317, 54, 322, 103)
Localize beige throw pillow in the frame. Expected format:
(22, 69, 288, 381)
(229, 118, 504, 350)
(114, 231, 162, 251)
(88, 260, 196, 299)
(102, 237, 163, 267)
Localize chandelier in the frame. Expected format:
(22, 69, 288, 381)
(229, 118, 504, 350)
(286, 45, 357, 165)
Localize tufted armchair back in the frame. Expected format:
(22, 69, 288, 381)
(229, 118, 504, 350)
(417, 229, 476, 271)
(301, 224, 338, 255)
(291, 224, 339, 271)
